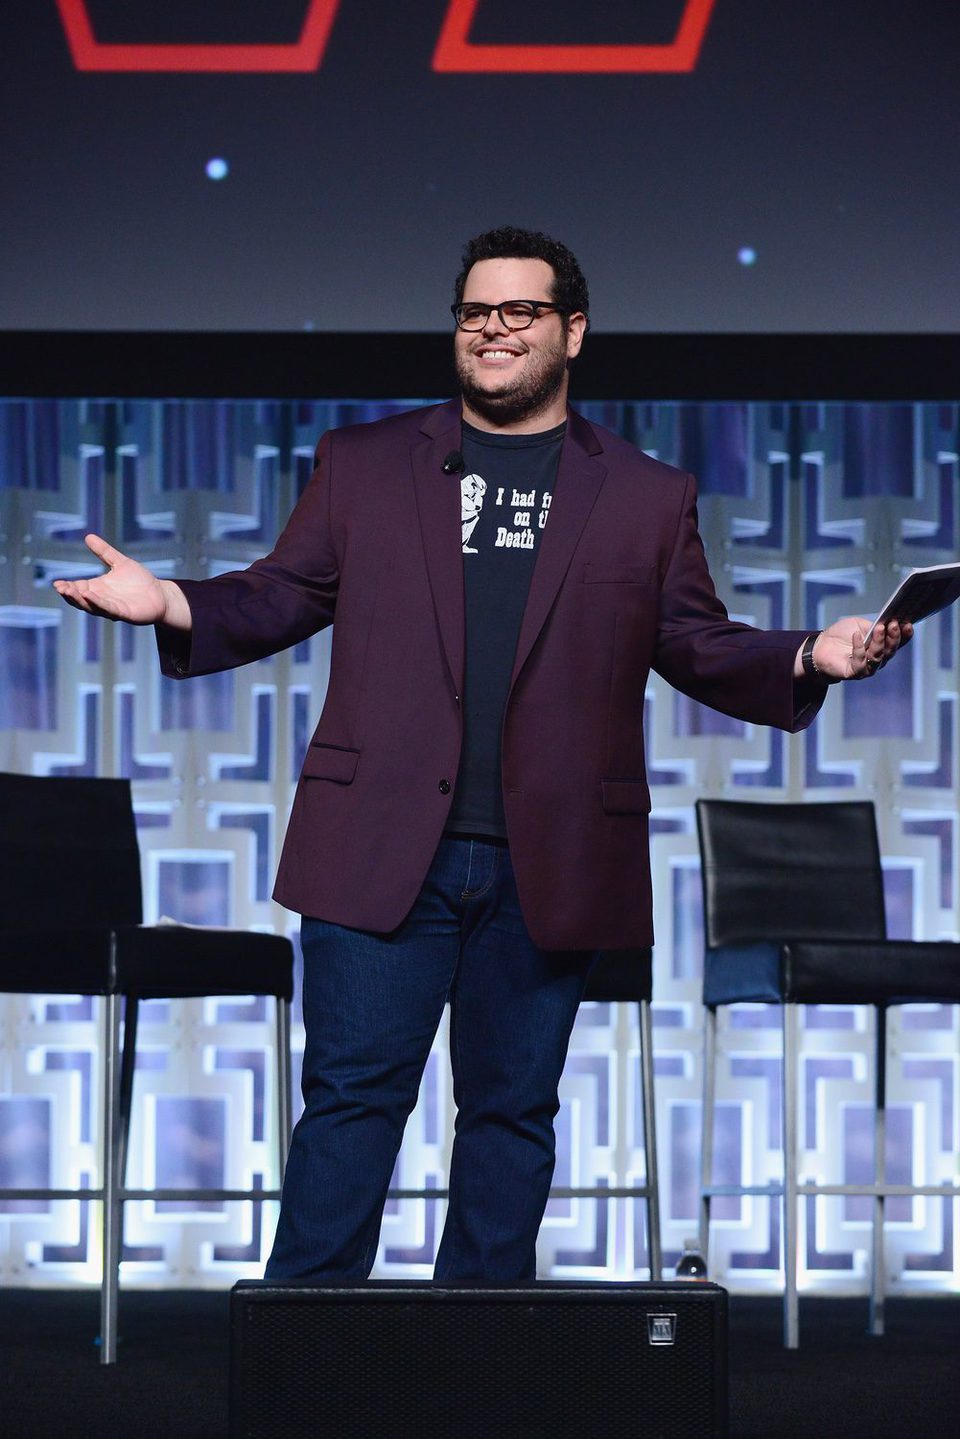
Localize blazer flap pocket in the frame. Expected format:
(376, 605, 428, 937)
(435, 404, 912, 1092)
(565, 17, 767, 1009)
(302, 744, 360, 784)
(601, 780, 652, 815)
(583, 563, 656, 585)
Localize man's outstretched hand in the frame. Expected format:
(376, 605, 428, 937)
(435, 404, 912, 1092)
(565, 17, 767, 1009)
(52, 534, 192, 629)
(795, 617, 913, 683)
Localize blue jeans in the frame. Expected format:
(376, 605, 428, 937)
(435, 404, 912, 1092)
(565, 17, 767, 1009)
(265, 836, 596, 1281)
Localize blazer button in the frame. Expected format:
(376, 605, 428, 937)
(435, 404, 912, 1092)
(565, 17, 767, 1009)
(438, 779, 451, 794)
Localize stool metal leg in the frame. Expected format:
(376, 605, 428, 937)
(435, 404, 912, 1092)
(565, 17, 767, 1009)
(100, 989, 123, 1365)
(638, 998, 661, 1281)
(782, 1003, 800, 1349)
(699, 1005, 717, 1265)
(116, 996, 139, 1190)
(869, 1005, 887, 1336)
(275, 997, 292, 1183)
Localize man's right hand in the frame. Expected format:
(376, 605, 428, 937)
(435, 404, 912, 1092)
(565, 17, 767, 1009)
(53, 533, 192, 630)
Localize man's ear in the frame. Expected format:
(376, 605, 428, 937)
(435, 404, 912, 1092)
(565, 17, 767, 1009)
(566, 312, 587, 360)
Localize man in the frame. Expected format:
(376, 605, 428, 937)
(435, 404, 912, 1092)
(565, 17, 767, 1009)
(54, 227, 908, 1283)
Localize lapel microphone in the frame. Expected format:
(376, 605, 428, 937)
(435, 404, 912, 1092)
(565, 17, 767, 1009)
(441, 450, 464, 474)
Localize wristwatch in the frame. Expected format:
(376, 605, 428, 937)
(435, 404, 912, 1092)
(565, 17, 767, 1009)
(801, 632, 840, 684)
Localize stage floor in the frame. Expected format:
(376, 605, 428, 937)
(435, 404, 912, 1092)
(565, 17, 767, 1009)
(0, 1288, 957, 1437)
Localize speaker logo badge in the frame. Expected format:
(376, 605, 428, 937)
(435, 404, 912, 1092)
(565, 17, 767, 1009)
(647, 1313, 678, 1346)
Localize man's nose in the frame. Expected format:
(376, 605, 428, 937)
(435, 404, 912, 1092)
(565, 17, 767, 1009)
(481, 306, 509, 336)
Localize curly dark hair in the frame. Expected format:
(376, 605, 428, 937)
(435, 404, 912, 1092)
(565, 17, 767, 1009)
(454, 226, 590, 325)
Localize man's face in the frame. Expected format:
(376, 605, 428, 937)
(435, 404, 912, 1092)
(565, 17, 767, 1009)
(454, 257, 585, 430)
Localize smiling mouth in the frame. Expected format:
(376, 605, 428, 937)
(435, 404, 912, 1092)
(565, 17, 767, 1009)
(473, 346, 523, 362)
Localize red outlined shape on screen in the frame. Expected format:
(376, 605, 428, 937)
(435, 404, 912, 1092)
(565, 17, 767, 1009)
(433, 0, 717, 73)
(54, 0, 341, 73)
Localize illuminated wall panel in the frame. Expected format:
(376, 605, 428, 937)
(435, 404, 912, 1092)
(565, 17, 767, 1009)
(1, 397, 957, 1294)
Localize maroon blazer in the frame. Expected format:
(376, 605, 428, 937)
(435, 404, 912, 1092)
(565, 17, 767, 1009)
(159, 400, 823, 949)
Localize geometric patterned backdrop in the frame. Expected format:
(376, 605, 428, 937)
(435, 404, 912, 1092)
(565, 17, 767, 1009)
(1, 397, 957, 1295)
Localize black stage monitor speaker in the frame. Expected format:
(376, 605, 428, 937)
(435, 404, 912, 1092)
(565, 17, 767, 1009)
(230, 1280, 728, 1438)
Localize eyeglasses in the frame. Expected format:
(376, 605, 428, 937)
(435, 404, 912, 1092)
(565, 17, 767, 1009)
(451, 300, 570, 332)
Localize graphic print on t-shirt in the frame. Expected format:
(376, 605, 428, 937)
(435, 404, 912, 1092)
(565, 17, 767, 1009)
(461, 473, 487, 552)
(460, 472, 553, 554)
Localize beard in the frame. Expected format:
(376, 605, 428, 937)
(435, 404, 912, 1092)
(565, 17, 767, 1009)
(455, 331, 569, 428)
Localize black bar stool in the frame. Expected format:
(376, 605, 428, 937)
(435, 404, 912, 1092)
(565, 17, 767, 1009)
(0, 772, 294, 1363)
(696, 798, 960, 1347)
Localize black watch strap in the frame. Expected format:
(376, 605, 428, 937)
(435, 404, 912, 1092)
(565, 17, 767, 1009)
(801, 632, 840, 684)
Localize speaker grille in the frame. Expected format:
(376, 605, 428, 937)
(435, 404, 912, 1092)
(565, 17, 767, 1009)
(231, 1283, 727, 1438)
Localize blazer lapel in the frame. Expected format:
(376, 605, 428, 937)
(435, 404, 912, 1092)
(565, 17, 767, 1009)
(510, 410, 607, 689)
(411, 400, 466, 696)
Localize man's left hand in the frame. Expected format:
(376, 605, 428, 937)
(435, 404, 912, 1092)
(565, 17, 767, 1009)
(795, 617, 913, 683)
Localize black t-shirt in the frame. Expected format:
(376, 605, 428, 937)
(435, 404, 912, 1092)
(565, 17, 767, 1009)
(446, 419, 565, 838)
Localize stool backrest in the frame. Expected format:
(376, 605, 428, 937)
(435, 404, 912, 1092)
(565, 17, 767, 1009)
(695, 799, 887, 949)
(0, 772, 143, 932)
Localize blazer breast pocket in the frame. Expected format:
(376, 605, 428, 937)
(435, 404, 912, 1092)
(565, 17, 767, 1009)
(301, 743, 360, 785)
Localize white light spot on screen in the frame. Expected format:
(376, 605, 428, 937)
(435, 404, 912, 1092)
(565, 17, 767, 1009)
(206, 158, 229, 181)
(738, 246, 757, 266)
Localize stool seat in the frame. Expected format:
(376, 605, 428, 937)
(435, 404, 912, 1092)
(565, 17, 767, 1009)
(583, 947, 653, 1004)
(704, 937, 960, 1007)
(0, 923, 294, 998)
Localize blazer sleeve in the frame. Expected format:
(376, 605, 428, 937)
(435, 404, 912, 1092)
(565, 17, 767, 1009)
(157, 432, 340, 678)
(653, 472, 827, 733)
